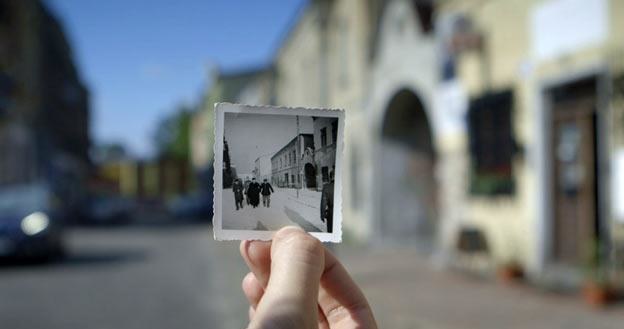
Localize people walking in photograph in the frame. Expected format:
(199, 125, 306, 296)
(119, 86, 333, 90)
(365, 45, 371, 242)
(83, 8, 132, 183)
(260, 178, 274, 207)
(232, 178, 244, 210)
(247, 178, 261, 208)
(244, 178, 251, 205)
(320, 170, 334, 233)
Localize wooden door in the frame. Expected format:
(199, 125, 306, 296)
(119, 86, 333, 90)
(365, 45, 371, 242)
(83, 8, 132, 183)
(551, 98, 597, 265)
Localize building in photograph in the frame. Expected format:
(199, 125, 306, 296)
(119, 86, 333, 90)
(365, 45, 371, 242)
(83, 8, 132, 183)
(253, 155, 272, 182)
(312, 117, 338, 188)
(432, 0, 624, 281)
(271, 134, 314, 188)
(0, 0, 90, 212)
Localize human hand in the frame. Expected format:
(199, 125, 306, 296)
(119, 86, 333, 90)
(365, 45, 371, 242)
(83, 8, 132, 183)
(240, 227, 377, 329)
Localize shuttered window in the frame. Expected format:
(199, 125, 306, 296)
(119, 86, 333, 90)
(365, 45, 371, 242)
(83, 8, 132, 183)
(468, 90, 516, 195)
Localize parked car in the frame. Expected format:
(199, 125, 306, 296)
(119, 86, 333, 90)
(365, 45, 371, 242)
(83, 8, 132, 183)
(0, 182, 65, 261)
(167, 192, 213, 222)
(82, 194, 134, 225)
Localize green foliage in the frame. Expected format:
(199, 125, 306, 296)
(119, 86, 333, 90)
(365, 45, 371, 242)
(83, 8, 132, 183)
(469, 166, 515, 196)
(583, 238, 609, 286)
(153, 105, 193, 161)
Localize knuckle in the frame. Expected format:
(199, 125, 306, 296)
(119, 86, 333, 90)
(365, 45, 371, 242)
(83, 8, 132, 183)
(274, 227, 323, 259)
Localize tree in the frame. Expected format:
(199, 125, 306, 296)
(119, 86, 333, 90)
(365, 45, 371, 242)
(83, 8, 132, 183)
(153, 105, 193, 161)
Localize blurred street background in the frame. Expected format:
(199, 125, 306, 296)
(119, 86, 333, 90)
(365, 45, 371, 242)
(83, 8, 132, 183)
(1, 0, 624, 328)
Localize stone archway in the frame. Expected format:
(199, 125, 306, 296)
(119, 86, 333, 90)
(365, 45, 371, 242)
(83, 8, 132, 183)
(379, 88, 437, 248)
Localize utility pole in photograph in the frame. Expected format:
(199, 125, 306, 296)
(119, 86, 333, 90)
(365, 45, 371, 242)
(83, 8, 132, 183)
(296, 115, 300, 199)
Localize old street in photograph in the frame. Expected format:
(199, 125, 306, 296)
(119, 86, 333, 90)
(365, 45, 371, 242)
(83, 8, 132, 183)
(221, 110, 338, 234)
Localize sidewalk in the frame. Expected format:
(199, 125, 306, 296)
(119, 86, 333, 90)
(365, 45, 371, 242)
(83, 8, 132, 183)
(335, 246, 624, 329)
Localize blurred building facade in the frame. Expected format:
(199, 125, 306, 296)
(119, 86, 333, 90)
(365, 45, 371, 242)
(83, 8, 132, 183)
(0, 0, 90, 211)
(435, 0, 624, 280)
(95, 159, 191, 202)
(190, 67, 275, 177)
(192, 0, 624, 282)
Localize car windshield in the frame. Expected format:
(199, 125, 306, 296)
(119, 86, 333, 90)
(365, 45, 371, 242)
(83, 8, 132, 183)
(0, 183, 49, 215)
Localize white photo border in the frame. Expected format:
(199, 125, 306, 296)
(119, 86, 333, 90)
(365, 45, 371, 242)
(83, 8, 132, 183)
(213, 102, 344, 243)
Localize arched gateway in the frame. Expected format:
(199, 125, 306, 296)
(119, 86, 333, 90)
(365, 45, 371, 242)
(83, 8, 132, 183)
(378, 88, 437, 248)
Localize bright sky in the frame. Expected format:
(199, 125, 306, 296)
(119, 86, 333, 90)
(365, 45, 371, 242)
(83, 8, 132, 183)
(46, 0, 306, 157)
(224, 113, 313, 174)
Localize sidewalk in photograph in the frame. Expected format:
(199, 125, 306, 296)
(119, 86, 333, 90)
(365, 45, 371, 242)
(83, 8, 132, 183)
(222, 187, 326, 232)
(280, 188, 325, 231)
(337, 246, 624, 329)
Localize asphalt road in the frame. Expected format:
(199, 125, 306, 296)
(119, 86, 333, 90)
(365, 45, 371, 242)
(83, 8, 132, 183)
(0, 221, 249, 329)
(2, 216, 623, 329)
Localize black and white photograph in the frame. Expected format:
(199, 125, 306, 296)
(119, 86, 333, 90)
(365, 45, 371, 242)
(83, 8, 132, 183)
(213, 103, 344, 242)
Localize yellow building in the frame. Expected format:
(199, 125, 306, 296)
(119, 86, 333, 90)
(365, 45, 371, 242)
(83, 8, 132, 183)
(436, 0, 624, 281)
(274, 0, 380, 240)
(192, 0, 624, 284)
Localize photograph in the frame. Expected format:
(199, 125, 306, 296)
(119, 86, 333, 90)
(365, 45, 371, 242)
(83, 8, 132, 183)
(213, 103, 344, 242)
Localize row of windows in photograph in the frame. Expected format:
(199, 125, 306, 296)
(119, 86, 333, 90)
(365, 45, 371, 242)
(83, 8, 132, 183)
(273, 122, 338, 171)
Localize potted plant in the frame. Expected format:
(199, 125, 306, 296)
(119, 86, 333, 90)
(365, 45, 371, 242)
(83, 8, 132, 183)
(582, 239, 614, 308)
(496, 234, 524, 284)
(497, 259, 524, 284)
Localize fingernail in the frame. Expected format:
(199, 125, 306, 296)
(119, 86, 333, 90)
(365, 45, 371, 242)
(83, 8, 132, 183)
(243, 240, 256, 266)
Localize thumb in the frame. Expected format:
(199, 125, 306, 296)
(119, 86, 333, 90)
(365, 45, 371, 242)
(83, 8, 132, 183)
(249, 227, 325, 329)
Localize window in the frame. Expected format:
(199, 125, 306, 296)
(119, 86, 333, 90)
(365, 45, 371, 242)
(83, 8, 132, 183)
(331, 121, 337, 145)
(321, 166, 329, 183)
(468, 90, 515, 195)
(321, 127, 327, 147)
(284, 173, 289, 185)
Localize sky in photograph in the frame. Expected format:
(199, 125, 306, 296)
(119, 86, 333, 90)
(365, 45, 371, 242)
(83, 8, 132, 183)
(45, 0, 306, 157)
(224, 113, 313, 174)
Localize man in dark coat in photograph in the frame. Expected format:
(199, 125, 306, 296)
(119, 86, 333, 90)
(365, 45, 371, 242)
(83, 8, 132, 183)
(260, 179, 274, 207)
(320, 170, 334, 233)
(232, 178, 244, 210)
(244, 178, 251, 205)
(247, 178, 261, 208)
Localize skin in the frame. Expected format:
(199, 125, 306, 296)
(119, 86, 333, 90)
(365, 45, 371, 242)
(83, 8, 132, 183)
(240, 226, 378, 329)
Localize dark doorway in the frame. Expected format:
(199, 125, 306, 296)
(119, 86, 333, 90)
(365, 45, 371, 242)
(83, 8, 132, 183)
(379, 88, 437, 247)
(304, 163, 317, 189)
(549, 77, 600, 266)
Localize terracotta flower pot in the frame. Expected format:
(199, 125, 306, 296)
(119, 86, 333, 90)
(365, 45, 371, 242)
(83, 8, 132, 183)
(497, 265, 524, 284)
(582, 281, 612, 308)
